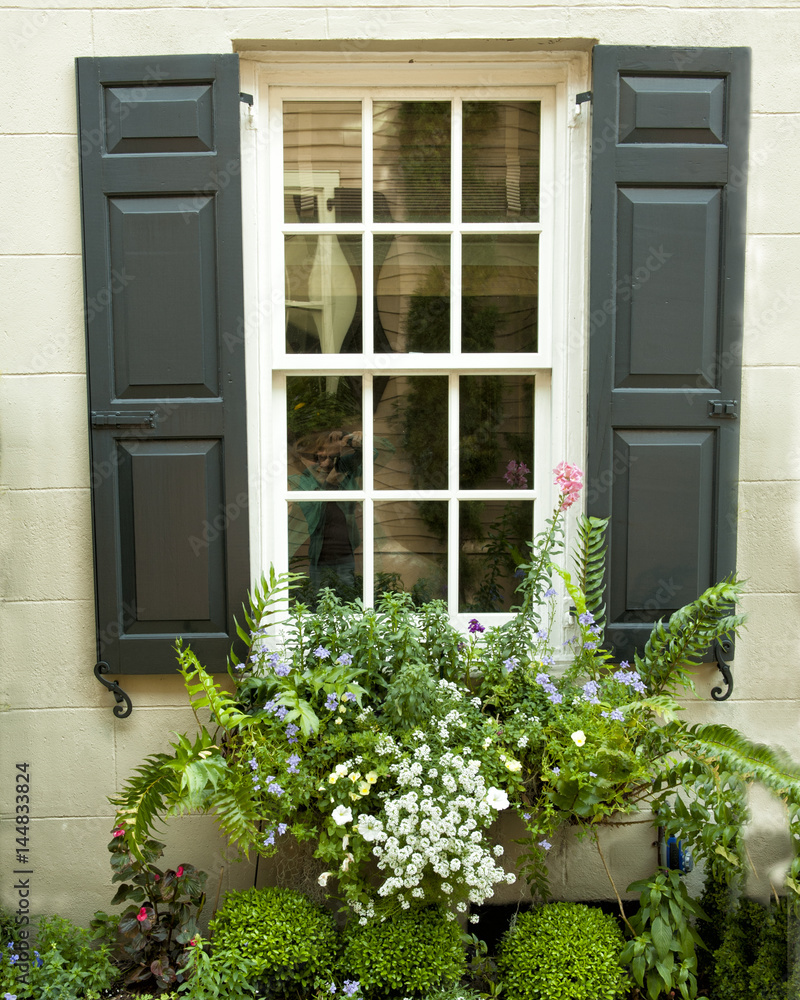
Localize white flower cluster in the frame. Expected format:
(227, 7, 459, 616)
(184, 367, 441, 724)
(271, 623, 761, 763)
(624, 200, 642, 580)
(370, 745, 515, 908)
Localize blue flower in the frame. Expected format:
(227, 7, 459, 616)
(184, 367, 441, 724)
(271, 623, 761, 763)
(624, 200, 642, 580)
(287, 754, 301, 774)
(610, 708, 625, 722)
(503, 657, 518, 673)
(268, 782, 284, 796)
(544, 587, 557, 598)
(249, 757, 258, 770)
(547, 691, 563, 705)
(589, 771, 597, 777)
(315, 646, 331, 659)
(578, 611, 595, 625)
(583, 641, 597, 650)
(277, 823, 288, 835)
(328, 985, 337, 995)
(522, 812, 531, 820)
(325, 692, 339, 711)
(343, 981, 361, 997)
(535, 629, 548, 640)
(286, 722, 300, 739)
(535, 672, 551, 686)
(274, 662, 291, 677)
(337, 652, 354, 666)
(264, 831, 275, 846)
(551, 766, 560, 775)
(539, 839, 552, 851)
(468, 619, 485, 634)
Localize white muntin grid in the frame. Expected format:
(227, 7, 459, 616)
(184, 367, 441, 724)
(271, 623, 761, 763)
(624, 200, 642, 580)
(245, 57, 583, 627)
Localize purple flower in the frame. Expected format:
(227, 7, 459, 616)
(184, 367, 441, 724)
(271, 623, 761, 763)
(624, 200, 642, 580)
(544, 587, 557, 598)
(539, 839, 551, 851)
(274, 661, 291, 677)
(578, 611, 595, 626)
(286, 722, 300, 738)
(315, 646, 331, 659)
(547, 691, 563, 705)
(268, 782, 284, 796)
(582, 680, 600, 704)
(583, 641, 597, 650)
(468, 619, 485, 634)
(535, 672, 551, 686)
(342, 981, 361, 997)
(522, 812, 531, 820)
(535, 629, 548, 640)
(503, 657, 518, 673)
(342, 691, 356, 702)
(504, 459, 531, 489)
(287, 753, 301, 774)
(325, 692, 339, 711)
(275, 706, 289, 721)
(610, 708, 624, 722)
(328, 986, 337, 995)
(253, 783, 261, 791)
(249, 757, 258, 770)
(337, 652, 354, 666)
(542, 655, 555, 667)
(551, 766, 560, 775)
(589, 771, 597, 778)
(277, 823, 288, 835)
(264, 831, 275, 846)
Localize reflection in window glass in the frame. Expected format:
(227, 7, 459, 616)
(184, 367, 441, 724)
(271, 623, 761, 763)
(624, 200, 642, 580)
(462, 235, 538, 353)
(462, 102, 540, 223)
(375, 501, 447, 605)
(373, 101, 451, 222)
(286, 376, 363, 490)
(459, 500, 533, 613)
(374, 235, 450, 354)
(283, 102, 362, 224)
(373, 375, 448, 491)
(285, 235, 362, 354)
(459, 374, 534, 490)
(289, 500, 363, 607)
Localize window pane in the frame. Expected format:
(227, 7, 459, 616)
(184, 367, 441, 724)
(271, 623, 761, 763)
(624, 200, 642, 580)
(283, 101, 362, 223)
(462, 235, 538, 353)
(285, 235, 362, 354)
(375, 501, 448, 604)
(289, 500, 363, 606)
(459, 374, 534, 490)
(287, 376, 363, 490)
(373, 101, 451, 222)
(462, 101, 540, 223)
(374, 235, 450, 353)
(373, 375, 448, 490)
(459, 500, 533, 613)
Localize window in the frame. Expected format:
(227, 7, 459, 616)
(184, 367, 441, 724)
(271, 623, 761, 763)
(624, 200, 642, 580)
(246, 56, 588, 625)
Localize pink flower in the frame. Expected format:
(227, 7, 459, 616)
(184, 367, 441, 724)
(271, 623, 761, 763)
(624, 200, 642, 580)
(504, 459, 530, 489)
(553, 461, 583, 511)
(112, 828, 124, 838)
(176, 866, 184, 877)
(153, 874, 160, 881)
(136, 907, 148, 922)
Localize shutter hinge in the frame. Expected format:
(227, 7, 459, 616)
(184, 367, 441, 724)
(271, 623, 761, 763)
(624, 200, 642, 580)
(708, 400, 738, 419)
(91, 410, 156, 429)
(239, 92, 254, 106)
(575, 91, 592, 105)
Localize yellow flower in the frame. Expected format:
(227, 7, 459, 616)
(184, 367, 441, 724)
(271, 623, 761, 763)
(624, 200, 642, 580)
(571, 730, 587, 747)
(335, 718, 343, 725)
(504, 758, 522, 772)
(328, 773, 338, 784)
(358, 782, 370, 795)
(366, 771, 378, 784)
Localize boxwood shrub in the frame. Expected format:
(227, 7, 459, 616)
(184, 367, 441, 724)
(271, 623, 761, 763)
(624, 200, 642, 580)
(342, 905, 465, 998)
(208, 887, 338, 996)
(497, 902, 629, 1000)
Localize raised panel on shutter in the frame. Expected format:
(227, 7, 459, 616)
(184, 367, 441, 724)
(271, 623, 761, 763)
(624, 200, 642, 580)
(588, 46, 750, 662)
(78, 55, 248, 676)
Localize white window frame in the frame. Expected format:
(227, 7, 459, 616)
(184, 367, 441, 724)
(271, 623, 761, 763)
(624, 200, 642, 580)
(240, 50, 591, 630)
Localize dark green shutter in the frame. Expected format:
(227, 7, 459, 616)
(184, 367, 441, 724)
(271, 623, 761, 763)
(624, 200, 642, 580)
(77, 55, 249, 674)
(587, 46, 750, 661)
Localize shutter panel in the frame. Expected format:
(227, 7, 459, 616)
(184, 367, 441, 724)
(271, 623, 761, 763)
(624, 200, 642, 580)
(587, 46, 750, 661)
(77, 55, 249, 674)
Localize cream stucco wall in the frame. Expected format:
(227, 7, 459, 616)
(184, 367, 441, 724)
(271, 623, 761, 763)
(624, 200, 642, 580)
(0, 0, 799, 929)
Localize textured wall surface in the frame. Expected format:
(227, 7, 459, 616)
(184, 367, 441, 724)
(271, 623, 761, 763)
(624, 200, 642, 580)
(0, 0, 798, 927)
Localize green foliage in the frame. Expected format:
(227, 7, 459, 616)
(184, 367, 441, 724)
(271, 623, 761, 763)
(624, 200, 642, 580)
(710, 897, 790, 1000)
(9, 915, 117, 1000)
(571, 515, 609, 631)
(177, 934, 259, 999)
(342, 905, 465, 998)
(635, 579, 744, 696)
(696, 859, 733, 980)
(621, 869, 707, 1000)
(209, 887, 338, 997)
(107, 830, 207, 990)
(497, 902, 629, 1000)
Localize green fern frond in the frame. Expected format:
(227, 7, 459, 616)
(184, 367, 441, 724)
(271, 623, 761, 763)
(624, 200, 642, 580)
(636, 578, 745, 694)
(229, 568, 305, 674)
(208, 774, 262, 854)
(682, 723, 800, 800)
(111, 753, 183, 861)
(178, 643, 255, 731)
(572, 515, 609, 628)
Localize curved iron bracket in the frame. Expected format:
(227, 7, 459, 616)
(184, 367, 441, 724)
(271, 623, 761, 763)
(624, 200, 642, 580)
(710, 638, 734, 702)
(94, 662, 133, 718)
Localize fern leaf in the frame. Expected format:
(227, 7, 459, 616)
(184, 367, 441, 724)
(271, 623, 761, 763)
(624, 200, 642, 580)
(572, 515, 609, 628)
